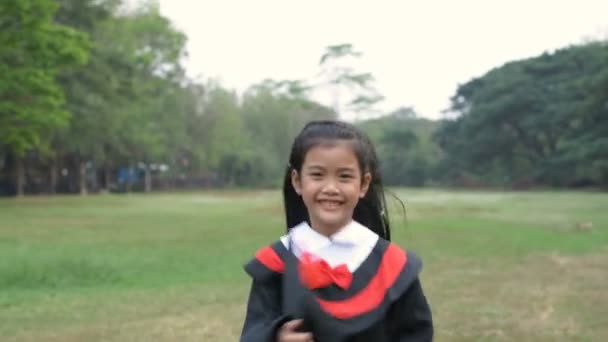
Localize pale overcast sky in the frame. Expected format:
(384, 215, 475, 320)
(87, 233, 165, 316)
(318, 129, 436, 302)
(157, 0, 607, 119)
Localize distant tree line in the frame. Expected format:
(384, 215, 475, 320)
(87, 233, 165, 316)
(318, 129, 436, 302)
(435, 42, 608, 188)
(1, 0, 606, 196)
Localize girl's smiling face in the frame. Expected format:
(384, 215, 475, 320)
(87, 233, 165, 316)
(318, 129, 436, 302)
(291, 140, 371, 236)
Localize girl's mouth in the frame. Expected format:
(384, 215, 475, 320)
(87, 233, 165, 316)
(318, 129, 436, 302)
(318, 199, 343, 210)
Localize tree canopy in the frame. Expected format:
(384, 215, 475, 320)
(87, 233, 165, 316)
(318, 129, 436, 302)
(1, 0, 607, 195)
(434, 42, 608, 187)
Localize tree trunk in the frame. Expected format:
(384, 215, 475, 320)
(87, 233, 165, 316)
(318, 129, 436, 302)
(103, 163, 111, 192)
(332, 86, 341, 116)
(15, 155, 25, 197)
(49, 158, 58, 194)
(144, 164, 152, 193)
(79, 160, 87, 195)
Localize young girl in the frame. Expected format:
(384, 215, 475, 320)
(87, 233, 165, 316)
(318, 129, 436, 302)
(240, 121, 433, 341)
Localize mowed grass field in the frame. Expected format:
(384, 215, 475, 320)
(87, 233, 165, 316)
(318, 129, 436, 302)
(1, 189, 607, 341)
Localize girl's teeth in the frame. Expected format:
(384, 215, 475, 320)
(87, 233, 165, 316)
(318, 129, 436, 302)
(321, 201, 340, 208)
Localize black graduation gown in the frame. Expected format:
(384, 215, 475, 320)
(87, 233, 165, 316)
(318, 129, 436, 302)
(240, 238, 433, 341)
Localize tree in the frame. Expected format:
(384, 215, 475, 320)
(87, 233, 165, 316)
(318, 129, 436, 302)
(358, 108, 440, 186)
(54, 0, 189, 194)
(557, 45, 608, 186)
(54, 0, 123, 194)
(0, 0, 88, 196)
(113, 2, 188, 192)
(315, 44, 383, 120)
(435, 41, 608, 187)
(241, 80, 337, 186)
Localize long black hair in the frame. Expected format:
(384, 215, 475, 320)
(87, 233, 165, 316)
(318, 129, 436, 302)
(282, 120, 392, 241)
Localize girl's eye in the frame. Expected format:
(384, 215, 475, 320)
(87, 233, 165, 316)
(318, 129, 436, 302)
(310, 172, 323, 177)
(340, 174, 353, 179)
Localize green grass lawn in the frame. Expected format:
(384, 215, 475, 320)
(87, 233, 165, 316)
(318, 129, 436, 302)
(1, 189, 607, 341)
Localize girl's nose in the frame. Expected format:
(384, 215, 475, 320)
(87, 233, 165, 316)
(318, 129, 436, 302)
(321, 179, 339, 194)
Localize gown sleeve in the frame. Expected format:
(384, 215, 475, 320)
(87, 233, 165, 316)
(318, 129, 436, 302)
(240, 277, 290, 342)
(389, 277, 434, 341)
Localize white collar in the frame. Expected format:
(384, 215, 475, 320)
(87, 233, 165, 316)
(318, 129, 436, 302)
(286, 220, 378, 253)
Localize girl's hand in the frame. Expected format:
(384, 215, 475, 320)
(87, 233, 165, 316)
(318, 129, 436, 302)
(277, 319, 314, 342)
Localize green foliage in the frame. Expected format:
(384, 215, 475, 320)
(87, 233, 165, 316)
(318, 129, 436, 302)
(2, 0, 607, 194)
(359, 107, 441, 186)
(317, 44, 383, 117)
(0, 0, 88, 157)
(435, 41, 608, 187)
(54, 0, 121, 163)
(50, 0, 190, 192)
(319, 43, 362, 64)
(241, 81, 336, 186)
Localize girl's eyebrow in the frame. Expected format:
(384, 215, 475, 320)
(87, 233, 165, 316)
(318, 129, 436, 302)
(304, 165, 357, 172)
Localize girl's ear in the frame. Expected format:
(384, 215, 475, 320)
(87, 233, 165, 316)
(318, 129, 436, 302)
(291, 169, 302, 195)
(360, 172, 372, 198)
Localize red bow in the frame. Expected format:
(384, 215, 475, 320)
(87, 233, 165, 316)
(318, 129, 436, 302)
(298, 253, 353, 290)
